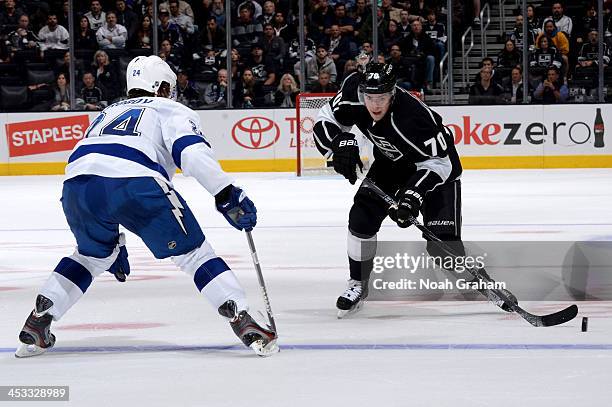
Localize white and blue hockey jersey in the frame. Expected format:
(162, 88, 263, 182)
(66, 97, 232, 195)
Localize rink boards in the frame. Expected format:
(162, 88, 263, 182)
(0, 103, 611, 175)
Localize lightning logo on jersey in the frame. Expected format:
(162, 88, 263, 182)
(154, 179, 187, 234)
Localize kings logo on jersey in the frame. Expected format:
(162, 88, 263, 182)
(367, 130, 404, 161)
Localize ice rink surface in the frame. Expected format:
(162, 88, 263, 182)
(1, 169, 612, 407)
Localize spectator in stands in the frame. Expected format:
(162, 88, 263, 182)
(398, 9, 413, 39)
(85, 0, 106, 31)
(59, 2, 72, 30)
(92, 50, 120, 102)
(576, 29, 610, 69)
(50, 73, 70, 111)
(54, 51, 83, 80)
(380, 0, 401, 25)
(530, 35, 563, 78)
(132, 15, 153, 49)
(229, 48, 244, 82)
(262, 23, 286, 65)
(200, 15, 226, 52)
(383, 19, 402, 54)
(78, 71, 107, 110)
(343, 59, 358, 78)
(191, 47, 219, 81)
(175, 69, 200, 107)
(0, 0, 24, 34)
(237, 0, 262, 20)
(210, 0, 226, 27)
(526, 4, 541, 36)
(6, 14, 39, 57)
(401, 19, 436, 91)
(351, 0, 371, 39)
(203, 68, 228, 108)
(311, 70, 338, 93)
(76, 16, 98, 50)
(244, 42, 276, 87)
(115, 0, 139, 41)
(272, 11, 294, 42)
(468, 66, 504, 105)
(288, 24, 316, 67)
(38, 14, 70, 52)
(575, 4, 598, 48)
(311, 0, 334, 42)
(323, 24, 354, 72)
(298, 44, 337, 89)
(169, 0, 195, 36)
(158, 7, 183, 48)
(96, 12, 128, 49)
(159, 0, 195, 20)
(533, 65, 568, 104)
(274, 73, 299, 107)
(536, 21, 568, 75)
(258, 1, 276, 25)
(233, 68, 264, 108)
(324, 3, 356, 37)
(509, 14, 536, 51)
(159, 39, 182, 72)
(360, 41, 374, 59)
(542, 2, 572, 38)
(387, 44, 412, 89)
(232, 4, 263, 57)
(497, 39, 522, 78)
(424, 8, 447, 59)
(502, 66, 531, 104)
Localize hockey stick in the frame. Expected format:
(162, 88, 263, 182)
(245, 230, 277, 333)
(360, 178, 578, 327)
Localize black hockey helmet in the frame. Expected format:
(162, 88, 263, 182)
(358, 63, 396, 94)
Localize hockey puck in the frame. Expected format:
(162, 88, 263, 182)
(581, 317, 589, 332)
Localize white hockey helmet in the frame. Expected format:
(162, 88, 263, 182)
(126, 55, 177, 99)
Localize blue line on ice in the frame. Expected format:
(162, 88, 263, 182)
(3, 344, 612, 354)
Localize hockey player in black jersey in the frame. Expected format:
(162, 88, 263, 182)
(313, 63, 516, 317)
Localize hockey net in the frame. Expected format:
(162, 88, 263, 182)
(296, 93, 373, 176)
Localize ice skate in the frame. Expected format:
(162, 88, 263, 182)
(218, 300, 278, 357)
(336, 279, 364, 319)
(15, 295, 56, 358)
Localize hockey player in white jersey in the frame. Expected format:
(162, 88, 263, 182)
(15, 55, 278, 357)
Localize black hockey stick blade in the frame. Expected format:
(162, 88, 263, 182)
(361, 178, 579, 328)
(516, 304, 578, 327)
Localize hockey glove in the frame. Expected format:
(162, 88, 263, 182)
(215, 185, 257, 231)
(108, 232, 130, 282)
(388, 188, 423, 228)
(331, 133, 363, 185)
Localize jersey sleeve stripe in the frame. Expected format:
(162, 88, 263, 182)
(68, 143, 170, 180)
(171, 135, 208, 169)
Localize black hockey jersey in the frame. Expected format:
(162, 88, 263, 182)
(314, 72, 462, 196)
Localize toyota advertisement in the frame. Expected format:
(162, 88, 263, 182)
(0, 104, 610, 173)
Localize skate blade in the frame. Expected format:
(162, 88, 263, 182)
(15, 343, 50, 358)
(250, 339, 279, 357)
(337, 301, 363, 319)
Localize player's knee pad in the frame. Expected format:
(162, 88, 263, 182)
(348, 188, 388, 237)
(347, 230, 377, 262)
(172, 239, 218, 276)
(39, 255, 100, 321)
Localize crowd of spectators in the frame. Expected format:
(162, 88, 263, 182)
(470, 1, 611, 105)
(0, 0, 611, 111)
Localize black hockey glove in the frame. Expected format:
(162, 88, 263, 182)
(331, 133, 363, 185)
(388, 188, 423, 228)
(107, 232, 130, 282)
